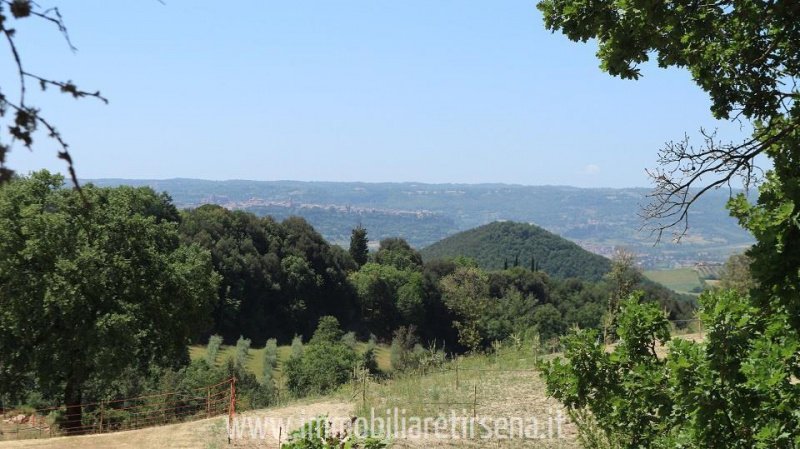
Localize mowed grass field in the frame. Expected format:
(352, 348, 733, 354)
(188, 341, 393, 381)
(644, 268, 706, 296)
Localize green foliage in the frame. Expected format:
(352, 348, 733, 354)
(349, 225, 369, 267)
(179, 205, 356, 343)
(360, 337, 380, 374)
(540, 295, 673, 448)
(285, 319, 358, 397)
(536, 0, 798, 123)
(95, 178, 753, 265)
(531, 304, 566, 343)
(389, 326, 421, 372)
(348, 262, 425, 338)
(281, 417, 387, 449)
(420, 221, 612, 280)
(389, 326, 446, 374)
(534, 4, 800, 442)
(263, 338, 278, 374)
(0, 172, 218, 429)
(718, 253, 755, 294)
(310, 316, 344, 345)
(234, 336, 252, 368)
(542, 288, 800, 448)
(374, 238, 423, 271)
(205, 335, 223, 365)
(440, 267, 492, 351)
(290, 335, 304, 359)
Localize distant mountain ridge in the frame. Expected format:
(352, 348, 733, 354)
(420, 221, 612, 281)
(87, 178, 754, 268)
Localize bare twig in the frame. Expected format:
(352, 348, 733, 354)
(641, 123, 797, 243)
(0, 0, 107, 191)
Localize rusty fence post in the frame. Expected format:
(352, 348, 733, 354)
(206, 387, 211, 419)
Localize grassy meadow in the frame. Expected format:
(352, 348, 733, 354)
(644, 268, 706, 296)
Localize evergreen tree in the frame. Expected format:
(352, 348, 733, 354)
(349, 225, 369, 267)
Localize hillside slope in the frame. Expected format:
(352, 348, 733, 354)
(420, 221, 612, 281)
(88, 178, 754, 267)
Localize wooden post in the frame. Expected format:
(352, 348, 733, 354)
(206, 387, 211, 419)
(228, 376, 236, 444)
(455, 358, 460, 390)
(472, 385, 477, 419)
(361, 369, 367, 410)
(99, 403, 104, 433)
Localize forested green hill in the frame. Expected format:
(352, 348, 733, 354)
(87, 178, 754, 268)
(421, 221, 612, 281)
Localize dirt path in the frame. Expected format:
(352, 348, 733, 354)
(0, 401, 353, 449)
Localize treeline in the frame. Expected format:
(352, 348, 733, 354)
(181, 202, 693, 350)
(0, 172, 693, 425)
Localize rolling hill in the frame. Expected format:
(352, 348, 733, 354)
(86, 179, 754, 268)
(420, 221, 612, 281)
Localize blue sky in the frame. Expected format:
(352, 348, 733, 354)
(5, 0, 747, 187)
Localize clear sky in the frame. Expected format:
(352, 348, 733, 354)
(5, 0, 747, 188)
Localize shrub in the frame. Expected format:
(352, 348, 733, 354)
(310, 316, 343, 344)
(540, 290, 795, 448)
(290, 335, 304, 359)
(360, 337, 379, 374)
(234, 336, 251, 368)
(390, 326, 421, 372)
(285, 319, 358, 397)
(263, 338, 278, 380)
(205, 335, 223, 365)
(341, 331, 358, 349)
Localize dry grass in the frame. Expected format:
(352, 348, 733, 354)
(0, 400, 353, 449)
(349, 343, 580, 449)
(0, 341, 577, 449)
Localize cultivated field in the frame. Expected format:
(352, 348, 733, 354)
(644, 268, 706, 295)
(189, 342, 393, 382)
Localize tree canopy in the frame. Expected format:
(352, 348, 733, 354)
(538, 0, 799, 238)
(0, 171, 217, 432)
(538, 1, 800, 446)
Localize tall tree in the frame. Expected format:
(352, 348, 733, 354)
(538, 1, 800, 445)
(718, 253, 755, 295)
(375, 237, 423, 271)
(0, 172, 218, 433)
(349, 225, 369, 267)
(440, 267, 491, 352)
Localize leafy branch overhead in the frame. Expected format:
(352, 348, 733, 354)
(538, 0, 799, 240)
(0, 0, 107, 186)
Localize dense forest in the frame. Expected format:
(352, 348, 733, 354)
(0, 172, 694, 427)
(89, 178, 754, 266)
(420, 221, 612, 280)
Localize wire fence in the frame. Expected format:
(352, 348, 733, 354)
(0, 377, 236, 442)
